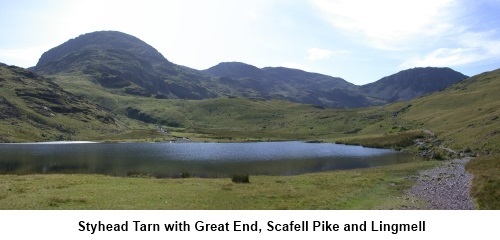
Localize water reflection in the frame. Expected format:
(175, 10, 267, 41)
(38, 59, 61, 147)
(0, 141, 416, 177)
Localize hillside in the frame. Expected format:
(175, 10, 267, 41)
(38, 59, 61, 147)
(361, 67, 468, 102)
(395, 69, 500, 209)
(343, 68, 500, 209)
(0, 63, 130, 142)
(386, 68, 498, 153)
(48, 71, 383, 141)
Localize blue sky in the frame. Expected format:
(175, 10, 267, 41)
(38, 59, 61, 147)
(0, 0, 499, 85)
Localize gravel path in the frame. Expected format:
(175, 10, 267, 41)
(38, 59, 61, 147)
(406, 158, 475, 210)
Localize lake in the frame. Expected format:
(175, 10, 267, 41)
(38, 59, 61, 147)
(0, 141, 417, 177)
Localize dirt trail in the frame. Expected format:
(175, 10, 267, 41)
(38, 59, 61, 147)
(406, 158, 475, 209)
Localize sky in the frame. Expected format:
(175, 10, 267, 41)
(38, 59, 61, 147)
(0, 0, 499, 85)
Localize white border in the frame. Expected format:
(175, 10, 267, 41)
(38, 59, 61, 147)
(0, 210, 497, 239)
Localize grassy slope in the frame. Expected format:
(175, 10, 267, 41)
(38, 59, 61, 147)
(0, 65, 136, 142)
(391, 69, 500, 153)
(369, 69, 500, 209)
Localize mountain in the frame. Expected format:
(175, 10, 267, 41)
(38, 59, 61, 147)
(0, 63, 128, 142)
(31, 30, 468, 109)
(32, 31, 216, 99)
(202, 63, 468, 108)
(360, 67, 469, 102)
(202, 62, 265, 79)
(31, 31, 378, 108)
(202, 62, 381, 108)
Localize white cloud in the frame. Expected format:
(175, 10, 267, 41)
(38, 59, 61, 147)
(311, 0, 500, 70)
(307, 48, 332, 60)
(311, 0, 455, 50)
(400, 32, 500, 68)
(400, 48, 480, 68)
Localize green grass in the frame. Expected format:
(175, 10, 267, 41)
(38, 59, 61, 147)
(336, 131, 426, 150)
(466, 153, 500, 209)
(0, 160, 436, 210)
(385, 70, 500, 153)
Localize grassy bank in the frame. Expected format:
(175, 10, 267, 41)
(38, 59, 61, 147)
(335, 131, 426, 150)
(466, 153, 500, 209)
(0, 160, 436, 210)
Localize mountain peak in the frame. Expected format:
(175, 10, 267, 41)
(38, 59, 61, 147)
(361, 67, 469, 102)
(35, 31, 168, 69)
(213, 62, 259, 68)
(31, 31, 217, 99)
(202, 62, 262, 79)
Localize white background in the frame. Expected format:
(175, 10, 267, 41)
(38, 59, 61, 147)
(0, 210, 497, 239)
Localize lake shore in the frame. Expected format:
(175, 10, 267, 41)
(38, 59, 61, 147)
(0, 160, 438, 209)
(2, 141, 99, 144)
(0, 136, 478, 209)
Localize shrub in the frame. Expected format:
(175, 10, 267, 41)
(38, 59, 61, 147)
(231, 174, 250, 183)
(433, 152, 445, 160)
(180, 172, 190, 178)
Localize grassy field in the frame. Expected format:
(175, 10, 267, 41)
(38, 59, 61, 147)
(0, 161, 436, 210)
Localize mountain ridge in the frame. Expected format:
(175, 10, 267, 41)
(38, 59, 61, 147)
(31, 30, 469, 108)
(202, 61, 376, 108)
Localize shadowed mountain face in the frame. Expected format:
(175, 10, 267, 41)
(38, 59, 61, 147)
(32, 31, 216, 99)
(202, 62, 381, 108)
(30, 31, 378, 108)
(31, 31, 469, 108)
(361, 67, 469, 102)
(202, 62, 469, 107)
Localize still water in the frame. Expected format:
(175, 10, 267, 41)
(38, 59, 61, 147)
(0, 141, 416, 177)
